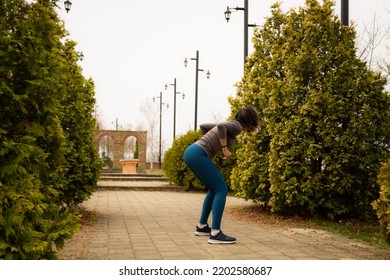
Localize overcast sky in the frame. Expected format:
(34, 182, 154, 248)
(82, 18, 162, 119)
(55, 0, 390, 148)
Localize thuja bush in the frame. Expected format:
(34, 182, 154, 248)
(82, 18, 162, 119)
(0, 0, 101, 259)
(0, 130, 80, 259)
(58, 41, 102, 208)
(229, 0, 390, 219)
(162, 130, 237, 191)
(372, 160, 390, 242)
(163, 130, 203, 190)
(230, 130, 271, 203)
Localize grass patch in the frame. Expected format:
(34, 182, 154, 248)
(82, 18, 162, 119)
(226, 204, 390, 250)
(312, 218, 390, 249)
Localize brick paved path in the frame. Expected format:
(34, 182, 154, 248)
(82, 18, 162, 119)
(59, 190, 390, 260)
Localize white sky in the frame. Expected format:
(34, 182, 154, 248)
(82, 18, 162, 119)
(54, 0, 390, 148)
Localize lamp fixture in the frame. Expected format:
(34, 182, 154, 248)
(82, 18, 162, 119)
(224, 1, 257, 66)
(224, 6, 232, 22)
(64, 0, 72, 13)
(224, 6, 244, 22)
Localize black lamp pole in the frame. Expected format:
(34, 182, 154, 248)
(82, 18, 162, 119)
(225, 0, 256, 66)
(341, 0, 349, 26)
(172, 79, 177, 139)
(184, 50, 210, 130)
(153, 92, 168, 169)
(158, 92, 162, 168)
(165, 78, 184, 140)
(244, 0, 249, 63)
(194, 51, 200, 131)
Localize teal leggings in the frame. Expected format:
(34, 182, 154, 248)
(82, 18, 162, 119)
(183, 144, 228, 230)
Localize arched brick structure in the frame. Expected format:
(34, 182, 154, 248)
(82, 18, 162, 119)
(93, 129, 147, 170)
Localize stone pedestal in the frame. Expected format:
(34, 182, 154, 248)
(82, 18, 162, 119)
(120, 159, 139, 174)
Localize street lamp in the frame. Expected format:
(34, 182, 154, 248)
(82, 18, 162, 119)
(224, 0, 257, 65)
(51, 0, 72, 13)
(165, 78, 185, 140)
(153, 92, 169, 169)
(64, 0, 72, 13)
(184, 50, 210, 130)
(111, 118, 122, 130)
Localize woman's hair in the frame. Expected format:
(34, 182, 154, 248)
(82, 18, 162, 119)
(234, 105, 259, 132)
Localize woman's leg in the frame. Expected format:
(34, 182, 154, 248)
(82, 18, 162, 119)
(184, 144, 228, 230)
(199, 191, 214, 225)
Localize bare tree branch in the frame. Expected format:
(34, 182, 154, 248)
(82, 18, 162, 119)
(356, 9, 390, 72)
(138, 98, 159, 167)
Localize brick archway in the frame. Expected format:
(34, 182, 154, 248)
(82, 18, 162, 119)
(93, 129, 147, 170)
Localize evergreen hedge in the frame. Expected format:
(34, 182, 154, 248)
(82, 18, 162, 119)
(0, 0, 101, 259)
(162, 130, 237, 191)
(229, 0, 390, 219)
(373, 160, 390, 241)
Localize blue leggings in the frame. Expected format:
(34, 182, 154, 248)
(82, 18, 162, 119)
(183, 144, 228, 230)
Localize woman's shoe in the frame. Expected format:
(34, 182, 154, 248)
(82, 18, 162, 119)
(194, 224, 211, 236)
(208, 231, 236, 244)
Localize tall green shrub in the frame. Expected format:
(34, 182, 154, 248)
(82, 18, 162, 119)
(0, 0, 77, 259)
(372, 160, 390, 241)
(163, 130, 237, 191)
(230, 0, 390, 219)
(0, 0, 100, 258)
(0, 128, 79, 259)
(58, 41, 102, 208)
(163, 131, 204, 190)
(230, 130, 271, 203)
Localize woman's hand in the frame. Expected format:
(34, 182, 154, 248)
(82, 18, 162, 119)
(222, 147, 231, 160)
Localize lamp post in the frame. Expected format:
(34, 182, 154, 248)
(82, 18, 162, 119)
(165, 78, 185, 140)
(341, 0, 349, 26)
(184, 50, 210, 130)
(224, 0, 256, 65)
(111, 118, 122, 130)
(153, 92, 169, 169)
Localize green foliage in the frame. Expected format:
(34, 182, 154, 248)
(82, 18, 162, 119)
(229, 0, 390, 219)
(163, 130, 237, 191)
(0, 0, 101, 259)
(163, 131, 204, 190)
(58, 41, 102, 208)
(230, 132, 271, 202)
(102, 156, 113, 168)
(372, 160, 390, 242)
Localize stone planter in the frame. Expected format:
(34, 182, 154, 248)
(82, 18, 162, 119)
(120, 159, 139, 174)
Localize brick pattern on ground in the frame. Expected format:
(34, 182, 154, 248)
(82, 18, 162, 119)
(59, 190, 390, 260)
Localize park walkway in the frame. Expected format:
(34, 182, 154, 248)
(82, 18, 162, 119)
(59, 189, 390, 260)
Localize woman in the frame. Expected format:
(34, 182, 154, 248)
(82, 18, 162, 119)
(183, 105, 259, 244)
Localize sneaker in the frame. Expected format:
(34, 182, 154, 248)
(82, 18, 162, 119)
(208, 231, 236, 244)
(194, 224, 211, 236)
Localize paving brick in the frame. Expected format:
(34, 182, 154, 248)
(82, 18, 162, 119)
(60, 190, 390, 260)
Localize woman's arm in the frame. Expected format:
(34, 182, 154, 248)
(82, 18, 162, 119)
(217, 122, 232, 159)
(199, 123, 216, 135)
